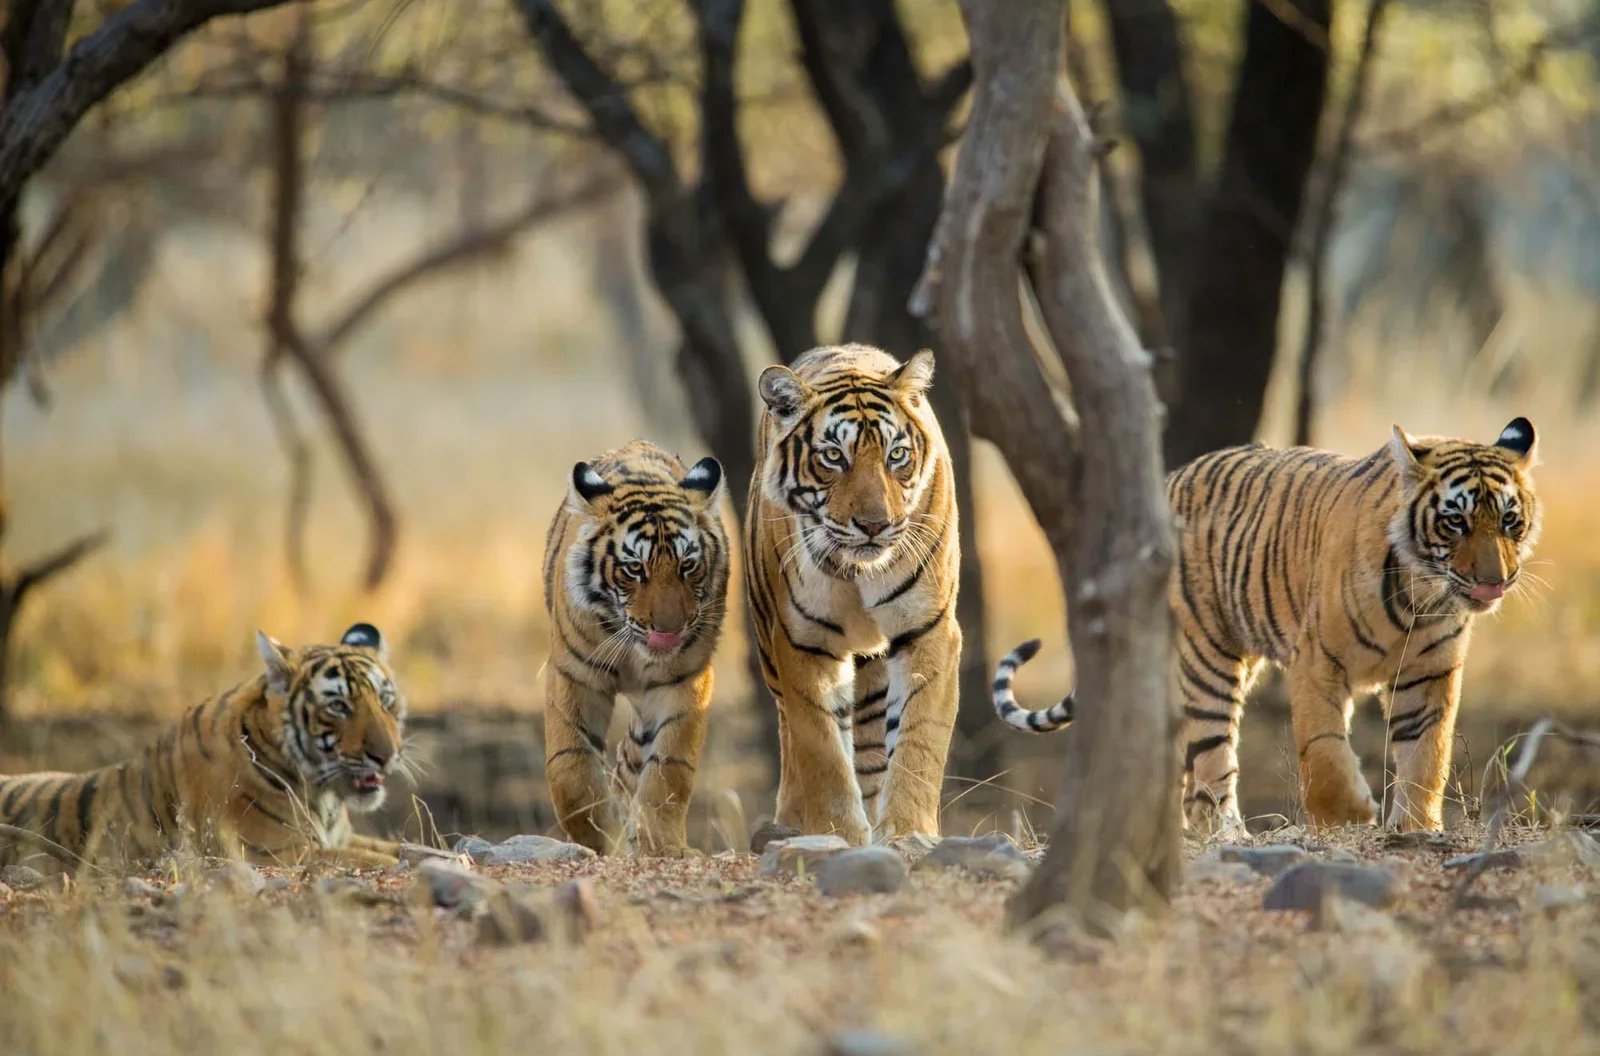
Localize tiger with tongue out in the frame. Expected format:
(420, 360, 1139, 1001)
(540, 440, 730, 855)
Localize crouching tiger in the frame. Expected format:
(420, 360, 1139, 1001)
(541, 440, 729, 856)
(0, 623, 409, 869)
(747, 344, 961, 845)
(993, 418, 1541, 834)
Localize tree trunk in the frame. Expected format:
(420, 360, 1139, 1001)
(1160, 0, 1331, 467)
(916, 0, 1178, 937)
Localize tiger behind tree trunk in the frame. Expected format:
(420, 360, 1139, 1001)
(991, 418, 1541, 834)
(0, 623, 408, 870)
(747, 344, 961, 845)
(541, 440, 729, 856)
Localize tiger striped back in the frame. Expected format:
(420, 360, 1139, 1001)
(994, 418, 1541, 834)
(0, 623, 408, 870)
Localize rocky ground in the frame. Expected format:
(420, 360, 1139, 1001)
(1, 823, 1597, 1055)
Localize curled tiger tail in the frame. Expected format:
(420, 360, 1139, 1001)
(991, 639, 1076, 733)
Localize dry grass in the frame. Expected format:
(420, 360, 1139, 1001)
(2, 826, 1598, 1055)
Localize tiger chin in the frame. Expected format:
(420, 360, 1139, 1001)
(0, 623, 410, 871)
(540, 439, 730, 857)
(990, 418, 1541, 836)
(746, 344, 963, 846)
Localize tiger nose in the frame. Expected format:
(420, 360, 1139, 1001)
(855, 518, 891, 538)
(364, 742, 395, 769)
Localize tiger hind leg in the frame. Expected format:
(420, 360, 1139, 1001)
(1178, 647, 1256, 838)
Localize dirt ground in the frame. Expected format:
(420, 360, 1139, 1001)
(1, 823, 1596, 1056)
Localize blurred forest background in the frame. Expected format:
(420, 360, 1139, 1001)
(2, 0, 1598, 842)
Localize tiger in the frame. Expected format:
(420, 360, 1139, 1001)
(747, 343, 961, 845)
(992, 418, 1541, 834)
(0, 623, 408, 870)
(540, 439, 729, 856)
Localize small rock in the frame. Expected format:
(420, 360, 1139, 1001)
(1442, 848, 1523, 872)
(35, 872, 71, 895)
(1186, 858, 1258, 884)
(452, 836, 496, 860)
(552, 877, 602, 939)
(1525, 832, 1600, 868)
(122, 877, 162, 900)
(204, 862, 265, 896)
(749, 820, 802, 856)
(1263, 862, 1400, 911)
(1381, 831, 1458, 852)
(398, 843, 458, 867)
(1534, 884, 1590, 916)
(826, 1029, 911, 1056)
(474, 890, 549, 946)
(813, 847, 908, 897)
(415, 859, 494, 909)
(0, 865, 45, 890)
(478, 834, 596, 866)
(758, 834, 850, 877)
(1218, 844, 1310, 877)
(262, 876, 293, 893)
(884, 833, 940, 862)
(912, 834, 1030, 881)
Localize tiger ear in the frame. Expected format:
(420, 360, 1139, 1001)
(1493, 416, 1537, 466)
(889, 349, 935, 401)
(758, 365, 812, 425)
(340, 622, 388, 662)
(568, 461, 614, 510)
(256, 631, 294, 695)
(1388, 425, 1425, 485)
(678, 456, 722, 510)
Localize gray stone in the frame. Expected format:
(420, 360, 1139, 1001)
(826, 1029, 911, 1056)
(1535, 884, 1590, 916)
(0, 865, 45, 890)
(415, 859, 494, 909)
(204, 862, 266, 895)
(884, 832, 940, 862)
(1263, 862, 1401, 911)
(1442, 848, 1524, 872)
(477, 834, 596, 866)
(749, 820, 802, 855)
(121, 878, 162, 900)
(1525, 832, 1600, 868)
(398, 842, 458, 867)
(262, 876, 293, 893)
(813, 847, 908, 897)
(1186, 858, 1259, 885)
(912, 834, 1030, 881)
(1218, 844, 1309, 877)
(758, 834, 850, 877)
(451, 836, 495, 861)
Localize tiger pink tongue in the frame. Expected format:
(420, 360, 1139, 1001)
(1470, 582, 1505, 603)
(646, 630, 684, 652)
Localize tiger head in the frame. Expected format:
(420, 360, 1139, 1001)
(1388, 417, 1541, 615)
(757, 349, 938, 571)
(567, 453, 726, 658)
(256, 623, 406, 812)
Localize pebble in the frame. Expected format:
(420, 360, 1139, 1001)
(415, 858, 495, 909)
(462, 834, 597, 866)
(1442, 848, 1523, 872)
(884, 833, 940, 862)
(452, 836, 495, 860)
(813, 847, 908, 897)
(121, 877, 162, 900)
(1262, 862, 1400, 911)
(758, 834, 849, 877)
(0, 865, 45, 890)
(749, 820, 802, 856)
(1216, 844, 1309, 877)
(398, 843, 458, 867)
(912, 834, 1030, 881)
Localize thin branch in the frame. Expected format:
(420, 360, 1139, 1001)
(513, 0, 682, 203)
(1293, 0, 1390, 446)
(321, 172, 624, 354)
(11, 528, 109, 601)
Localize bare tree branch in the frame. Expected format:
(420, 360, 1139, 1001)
(1293, 0, 1391, 446)
(0, 0, 295, 206)
(0, 527, 109, 726)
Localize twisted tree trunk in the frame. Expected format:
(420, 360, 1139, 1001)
(916, 0, 1178, 936)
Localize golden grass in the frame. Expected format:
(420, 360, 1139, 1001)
(2, 827, 1597, 1056)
